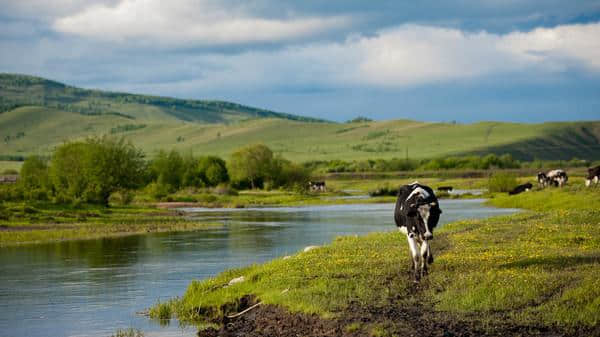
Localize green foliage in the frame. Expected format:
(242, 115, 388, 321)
(110, 124, 146, 134)
(2, 168, 18, 175)
(347, 116, 373, 123)
(488, 172, 518, 193)
(19, 155, 50, 201)
(150, 150, 184, 191)
(49, 137, 146, 205)
(228, 144, 274, 189)
(198, 156, 229, 187)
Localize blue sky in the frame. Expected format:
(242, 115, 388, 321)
(1, 0, 599, 122)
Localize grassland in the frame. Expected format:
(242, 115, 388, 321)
(2, 74, 600, 162)
(151, 186, 600, 336)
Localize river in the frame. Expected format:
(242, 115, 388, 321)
(0, 199, 518, 337)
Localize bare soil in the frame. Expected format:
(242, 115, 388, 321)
(198, 289, 599, 337)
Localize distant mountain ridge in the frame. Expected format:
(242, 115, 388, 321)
(0, 73, 326, 123)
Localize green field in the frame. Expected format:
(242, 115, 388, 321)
(151, 187, 600, 336)
(2, 74, 600, 162)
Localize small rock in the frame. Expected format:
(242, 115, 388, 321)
(228, 276, 245, 286)
(303, 245, 319, 252)
(283, 255, 291, 260)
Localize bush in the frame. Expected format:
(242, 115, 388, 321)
(488, 172, 518, 193)
(109, 190, 134, 205)
(146, 182, 171, 200)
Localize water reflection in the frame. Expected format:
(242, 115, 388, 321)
(0, 200, 518, 337)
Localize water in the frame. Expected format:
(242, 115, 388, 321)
(0, 200, 518, 337)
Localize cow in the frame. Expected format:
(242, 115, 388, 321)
(394, 182, 442, 282)
(586, 166, 600, 187)
(508, 182, 533, 195)
(537, 169, 568, 188)
(308, 181, 326, 192)
(437, 186, 453, 192)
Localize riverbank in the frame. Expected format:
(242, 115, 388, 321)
(0, 203, 222, 247)
(151, 187, 600, 336)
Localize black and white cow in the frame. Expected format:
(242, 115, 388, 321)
(394, 182, 442, 282)
(508, 182, 533, 195)
(586, 166, 600, 187)
(537, 169, 568, 188)
(308, 181, 326, 192)
(437, 186, 453, 192)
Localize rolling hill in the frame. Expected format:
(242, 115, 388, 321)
(1, 74, 600, 164)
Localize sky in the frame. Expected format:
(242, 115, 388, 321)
(1, 0, 600, 122)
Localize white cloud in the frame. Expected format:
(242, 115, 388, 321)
(52, 0, 351, 45)
(155, 22, 600, 89)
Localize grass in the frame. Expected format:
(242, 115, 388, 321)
(150, 186, 600, 332)
(0, 202, 221, 247)
(2, 75, 600, 161)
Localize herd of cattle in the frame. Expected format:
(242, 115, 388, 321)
(394, 165, 599, 282)
(509, 165, 600, 195)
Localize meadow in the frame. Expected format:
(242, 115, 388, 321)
(149, 186, 600, 336)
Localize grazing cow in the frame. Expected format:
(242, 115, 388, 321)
(308, 181, 326, 192)
(586, 166, 600, 187)
(538, 169, 568, 188)
(509, 182, 533, 195)
(394, 182, 442, 282)
(437, 186, 453, 192)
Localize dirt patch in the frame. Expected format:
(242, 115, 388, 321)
(199, 294, 598, 337)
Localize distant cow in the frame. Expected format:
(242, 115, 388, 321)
(308, 181, 326, 192)
(537, 169, 568, 188)
(586, 166, 600, 187)
(509, 182, 533, 195)
(394, 182, 442, 282)
(437, 186, 453, 192)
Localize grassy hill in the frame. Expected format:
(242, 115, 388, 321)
(0, 73, 324, 123)
(1, 74, 600, 163)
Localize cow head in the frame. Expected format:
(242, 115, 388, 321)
(537, 172, 547, 182)
(407, 196, 442, 240)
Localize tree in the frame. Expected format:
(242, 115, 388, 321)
(228, 144, 273, 189)
(19, 155, 50, 200)
(149, 150, 184, 191)
(85, 137, 146, 205)
(198, 156, 228, 187)
(49, 137, 145, 205)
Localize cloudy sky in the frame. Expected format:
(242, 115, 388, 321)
(1, 0, 600, 122)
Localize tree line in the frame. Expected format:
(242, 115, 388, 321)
(304, 155, 593, 173)
(0, 138, 310, 205)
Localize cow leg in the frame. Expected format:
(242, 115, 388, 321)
(426, 243, 434, 264)
(420, 240, 429, 277)
(407, 235, 420, 282)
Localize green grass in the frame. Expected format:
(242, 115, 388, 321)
(0, 202, 221, 246)
(152, 187, 600, 331)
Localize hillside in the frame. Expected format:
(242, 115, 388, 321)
(0, 73, 324, 123)
(1, 74, 600, 162)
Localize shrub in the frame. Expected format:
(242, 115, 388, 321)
(109, 190, 134, 205)
(488, 172, 518, 193)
